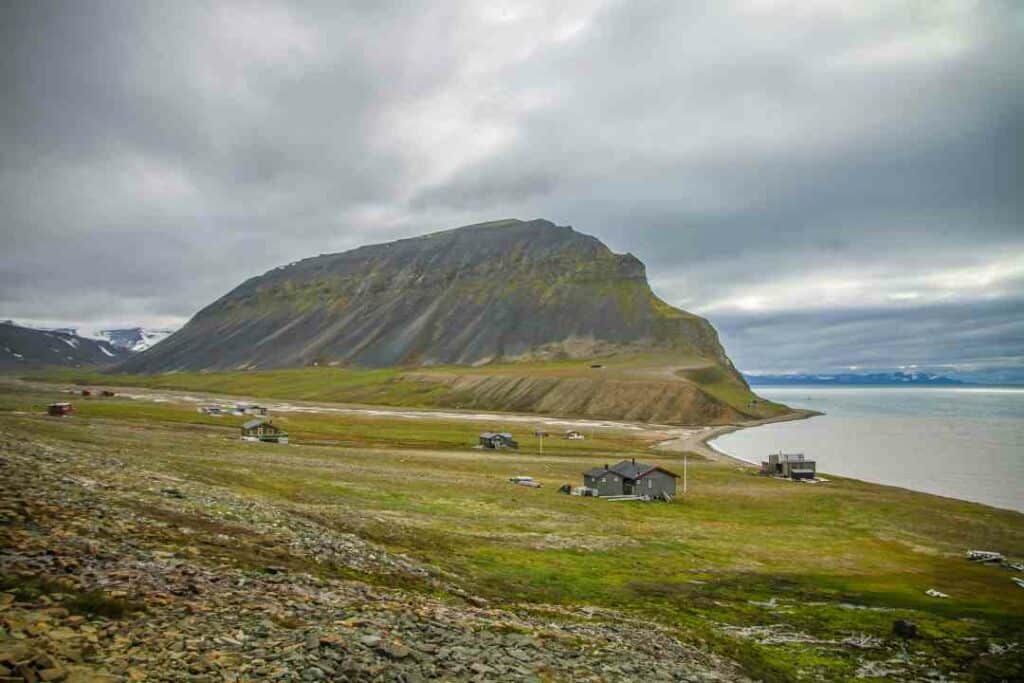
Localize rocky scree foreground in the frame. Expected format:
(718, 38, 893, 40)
(0, 435, 746, 682)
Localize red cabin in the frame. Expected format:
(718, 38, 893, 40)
(47, 403, 73, 416)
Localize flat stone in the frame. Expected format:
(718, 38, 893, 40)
(0, 643, 31, 663)
(48, 628, 80, 641)
(301, 666, 325, 681)
(318, 635, 346, 650)
(378, 642, 411, 660)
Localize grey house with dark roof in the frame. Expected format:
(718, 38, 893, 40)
(583, 459, 679, 499)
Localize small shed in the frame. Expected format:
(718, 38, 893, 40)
(564, 430, 585, 440)
(48, 402, 73, 416)
(241, 418, 288, 444)
(760, 452, 816, 480)
(479, 432, 518, 449)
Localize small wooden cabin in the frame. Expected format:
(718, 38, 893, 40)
(241, 418, 288, 444)
(479, 432, 518, 449)
(48, 402, 73, 416)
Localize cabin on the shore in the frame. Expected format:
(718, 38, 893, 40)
(760, 452, 816, 480)
(582, 459, 679, 499)
(480, 432, 518, 450)
(564, 430, 585, 440)
(241, 418, 288, 444)
(236, 403, 268, 416)
(47, 402, 73, 416)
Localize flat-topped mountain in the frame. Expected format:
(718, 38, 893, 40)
(122, 219, 736, 373)
(118, 219, 772, 423)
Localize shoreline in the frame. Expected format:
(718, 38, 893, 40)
(656, 408, 822, 465)
(10, 375, 821, 467)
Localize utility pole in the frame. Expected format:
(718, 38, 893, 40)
(535, 430, 549, 456)
(683, 455, 688, 495)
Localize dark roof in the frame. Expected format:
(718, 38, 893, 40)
(480, 432, 514, 439)
(605, 460, 680, 480)
(608, 460, 645, 479)
(584, 460, 680, 480)
(242, 418, 267, 430)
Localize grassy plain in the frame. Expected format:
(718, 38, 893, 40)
(2, 381, 1022, 680)
(29, 352, 790, 424)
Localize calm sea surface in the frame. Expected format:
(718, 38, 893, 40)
(710, 387, 1024, 512)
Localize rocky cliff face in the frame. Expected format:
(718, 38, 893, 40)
(120, 219, 738, 377)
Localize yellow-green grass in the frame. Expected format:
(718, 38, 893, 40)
(27, 351, 783, 420)
(2, 381, 1021, 680)
(0, 389, 660, 457)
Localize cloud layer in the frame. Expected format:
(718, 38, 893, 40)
(2, 1, 1021, 376)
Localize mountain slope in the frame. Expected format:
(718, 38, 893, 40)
(0, 322, 130, 369)
(116, 219, 773, 424)
(122, 219, 736, 372)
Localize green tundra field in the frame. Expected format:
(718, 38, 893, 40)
(1, 379, 1022, 681)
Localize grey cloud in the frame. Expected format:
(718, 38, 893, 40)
(1, 0, 1021, 376)
(711, 298, 1024, 375)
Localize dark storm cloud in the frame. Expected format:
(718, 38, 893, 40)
(1, 1, 1021, 376)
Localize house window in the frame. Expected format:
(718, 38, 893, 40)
(601, 477, 607, 483)
(648, 480, 652, 489)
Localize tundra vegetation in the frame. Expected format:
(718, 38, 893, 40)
(1, 378, 1022, 681)
(31, 352, 789, 426)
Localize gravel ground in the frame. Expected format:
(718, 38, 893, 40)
(0, 434, 748, 682)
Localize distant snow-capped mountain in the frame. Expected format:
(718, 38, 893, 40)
(745, 371, 965, 386)
(5, 322, 176, 353)
(78, 327, 176, 352)
(0, 321, 131, 369)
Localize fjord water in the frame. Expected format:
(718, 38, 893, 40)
(711, 387, 1024, 512)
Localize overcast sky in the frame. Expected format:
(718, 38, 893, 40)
(2, 1, 1021, 378)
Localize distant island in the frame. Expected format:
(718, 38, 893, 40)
(745, 371, 966, 386)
